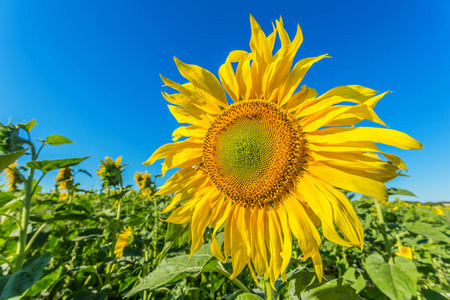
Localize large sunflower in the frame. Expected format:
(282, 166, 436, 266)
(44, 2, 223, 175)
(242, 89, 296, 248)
(144, 16, 422, 287)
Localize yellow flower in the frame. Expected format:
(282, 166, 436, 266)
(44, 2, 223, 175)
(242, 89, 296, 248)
(134, 171, 152, 189)
(114, 226, 133, 258)
(54, 167, 74, 191)
(144, 16, 423, 287)
(97, 156, 124, 188)
(432, 207, 444, 216)
(416, 203, 421, 207)
(392, 205, 399, 211)
(60, 192, 69, 200)
(1, 161, 23, 191)
(395, 245, 414, 260)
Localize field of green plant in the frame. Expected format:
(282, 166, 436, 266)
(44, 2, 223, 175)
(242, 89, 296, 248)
(1, 121, 449, 300)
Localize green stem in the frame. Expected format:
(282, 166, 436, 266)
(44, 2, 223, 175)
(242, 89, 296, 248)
(213, 261, 252, 294)
(373, 198, 393, 263)
(105, 185, 123, 285)
(263, 275, 276, 300)
(14, 164, 35, 272)
(153, 194, 158, 266)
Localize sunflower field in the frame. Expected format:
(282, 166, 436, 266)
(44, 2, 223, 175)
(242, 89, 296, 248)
(0, 120, 448, 300)
(1, 15, 449, 300)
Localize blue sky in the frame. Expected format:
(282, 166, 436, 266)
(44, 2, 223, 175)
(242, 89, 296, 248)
(1, 1, 449, 202)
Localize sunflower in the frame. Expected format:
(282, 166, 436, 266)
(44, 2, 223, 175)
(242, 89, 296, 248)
(114, 226, 133, 258)
(395, 244, 415, 260)
(54, 167, 74, 191)
(97, 156, 124, 188)
(144, 16, 423, 287)
(135, 171, 153, 197)
(1, 161, 23, 191)
(60, 191, 69, 200)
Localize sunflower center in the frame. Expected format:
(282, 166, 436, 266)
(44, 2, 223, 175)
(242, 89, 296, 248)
(203, 100, 307, 206)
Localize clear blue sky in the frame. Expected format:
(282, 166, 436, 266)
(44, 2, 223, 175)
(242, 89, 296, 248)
(1, 1, 449, 202)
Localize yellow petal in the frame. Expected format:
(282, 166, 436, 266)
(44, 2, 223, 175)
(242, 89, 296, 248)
(308, 161, 388, 200)
(174, 57, 227, 105)
(306, 127, 424, 150)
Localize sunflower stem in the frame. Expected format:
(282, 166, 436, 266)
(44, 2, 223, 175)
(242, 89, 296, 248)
(14, 138, 37, 273)
(105, 185, 123, 285)
(263, 275, 276, 300)
(373, 198, 393, 264)
(214, 261, 252, 294)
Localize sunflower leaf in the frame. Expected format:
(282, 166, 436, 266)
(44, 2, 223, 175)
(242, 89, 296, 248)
(0, 253, 51, 300)
(125, 244, 215, 297)
(44, 134, 74, 146)
(26, 157, 89, 174)
(365, 253, 415, 300)
(17, 120, 37, 133)
(387, 188, 416, 197)
(0, 148, 27, 172)
(236, 293, 263, 300)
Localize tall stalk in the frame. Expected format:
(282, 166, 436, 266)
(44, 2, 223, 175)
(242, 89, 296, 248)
(373, 198, 393, 263)
(14, 139, 37, 272)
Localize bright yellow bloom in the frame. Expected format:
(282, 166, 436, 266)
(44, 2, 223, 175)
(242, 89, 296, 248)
(1, 161, 23, 191)
(392, 205, 399, 211)
(60, 192, 69, 200)
(114, 226, 133, 258)
(395, 245, 414, 260)
(135, 171, 153, 197)
(54, 167, 73, 191)
(97, 156, 124, 188)
(432, 207, 444, 216)
(416, 203, 422, 207)
(144, 16, 423, 287)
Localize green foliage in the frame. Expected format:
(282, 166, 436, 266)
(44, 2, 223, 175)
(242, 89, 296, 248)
(26, 157, 89, 174)
(44, 135, 74, 146)
(0, 149, 27, 172)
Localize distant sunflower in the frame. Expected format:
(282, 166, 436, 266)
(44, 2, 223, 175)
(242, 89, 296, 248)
(1, 161, 23, 191)
(60, 191, 69, 200)
(135, 171, 153, 197)
(54, 167, 73, 191)
(144, 16, 423, 287)
(114, 226, 133, 258)
(97, 156, 124, 188)
(395, 244, 415, 260)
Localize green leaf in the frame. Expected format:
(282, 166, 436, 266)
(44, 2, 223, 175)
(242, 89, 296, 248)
(394, 257, 418, 295)
(0, 192, 16, 207)
(26, 157, 89, 173)
(17, 120, 37, 133)
(421, 289, 448, 300)
(45, 134, 74, 145)
(0, 149, 27, 172)
(406, 222, 450, 244)
(23, 267, 62, 297)
(0, 253, 51, 300)
(365, 253, 415, 300)
(281, 269, 361, 300)
(46, 210, 88, 223)
(167, 279, 189, 300)
(236, 293, 263, 300)
(125, 244, 215, 297)
(388, 188, 417, 197)
(301, 278, 362, 300)
(342, 267, 366, 293)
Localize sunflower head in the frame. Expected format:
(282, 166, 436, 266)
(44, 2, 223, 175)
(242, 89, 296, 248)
(114, 226, 133, 258)
(0, 121, 26, 154)
(134, 171, 153, 197)
(60, 191, 69, 200)
(54, 167, 74, 191)
(1, 161, 24, 192)
(395, 244, 415, 260)
(144, 15, 423, 287)
(432, 206, 444, 216)
(97, 156, 124, 188)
